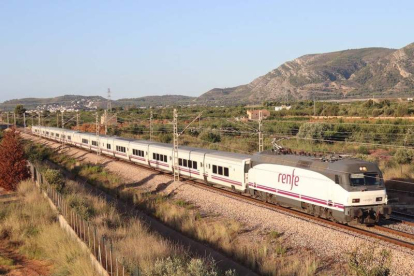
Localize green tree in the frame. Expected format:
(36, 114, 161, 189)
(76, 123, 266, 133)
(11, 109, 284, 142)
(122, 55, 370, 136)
(393, 148, 414, 176)
(14, 104, 26, 115)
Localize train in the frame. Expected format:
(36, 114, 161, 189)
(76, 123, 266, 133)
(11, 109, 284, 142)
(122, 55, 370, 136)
(31, 125, 392, 224)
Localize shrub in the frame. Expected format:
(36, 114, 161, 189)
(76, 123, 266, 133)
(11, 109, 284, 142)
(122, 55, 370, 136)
(159, 134, 173, 143)
(43, 169, 65, 192)
(201, 132, 221, 143)
(348, 245, 391, 276)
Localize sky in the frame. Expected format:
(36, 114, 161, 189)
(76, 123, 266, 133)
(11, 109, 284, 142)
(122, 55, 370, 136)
(0, 0, 413, 101)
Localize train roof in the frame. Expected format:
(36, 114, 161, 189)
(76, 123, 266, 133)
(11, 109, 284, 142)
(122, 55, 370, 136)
(253, 151, 380, 174)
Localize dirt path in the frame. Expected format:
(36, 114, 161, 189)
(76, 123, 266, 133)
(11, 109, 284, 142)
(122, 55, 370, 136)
(0, 240, 50, 276)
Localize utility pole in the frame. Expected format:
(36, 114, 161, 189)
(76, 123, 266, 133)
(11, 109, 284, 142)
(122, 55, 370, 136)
(313, 93, 316, 117)
(76, 112, 80, 131)
(258, 110, 264, 152)
(150, 110, 153, 141)
(57, 112, 59, 128)
(173, 109, 179, 182)
(31, 114, 33, 127)
(38, 112, 41, 126)
(7, 112, 9, 126)
(23, 112, 26, 129)
(107, 88, 112, 111)
(61, 111, 64, 129)
(104, 109, 108, 135)
(96, 112, 101, 156)
(13, 112, 16, 127)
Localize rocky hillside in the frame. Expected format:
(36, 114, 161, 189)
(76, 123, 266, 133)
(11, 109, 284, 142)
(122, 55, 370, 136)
(198, 43, 414, 104)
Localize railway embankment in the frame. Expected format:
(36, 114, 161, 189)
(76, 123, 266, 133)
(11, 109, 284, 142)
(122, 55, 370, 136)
(22, 132, 414, 276)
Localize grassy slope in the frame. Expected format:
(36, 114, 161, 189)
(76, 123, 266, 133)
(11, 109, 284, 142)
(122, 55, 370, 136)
(0, 180, 95, 276)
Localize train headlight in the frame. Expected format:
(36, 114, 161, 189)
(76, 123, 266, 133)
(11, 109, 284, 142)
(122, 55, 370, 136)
(359, 166, 367, 171)
(352, 198, 360, 203)
(376, 197, 382, 202)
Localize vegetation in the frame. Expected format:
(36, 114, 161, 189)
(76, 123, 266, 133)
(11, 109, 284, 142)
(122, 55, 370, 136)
(348, 245, 391, 276)
(0, 128, 30, 191)
(0, 180, 96, 275)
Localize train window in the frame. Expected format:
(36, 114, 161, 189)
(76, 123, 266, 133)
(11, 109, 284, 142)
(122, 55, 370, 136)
(193, 161, 197, 170)
(153, 153, 156, 159)
(213, 165, 217, 174)
(218, 166, 223, 175)
(133, 149, 137, 155)
(179, 158, 183, 166)
(350, 173, 381, 186)
(56, 134, 59, 137)
(67, 136, 71, 141)
(116, 146, 126, 153)
(183, 159, 188, 167)
(224, 167, 229, 177)
(188, 160, 193, 169)
(107, 144, 111, 150)
(82, 139, 88, 144)
(92, 141, 98, 146)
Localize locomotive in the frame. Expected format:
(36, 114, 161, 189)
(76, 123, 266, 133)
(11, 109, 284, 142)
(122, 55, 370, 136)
(31, 125, 391, 224)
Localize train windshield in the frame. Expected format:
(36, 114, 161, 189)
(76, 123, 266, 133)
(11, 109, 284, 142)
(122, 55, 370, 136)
(349, 173, 382, 186)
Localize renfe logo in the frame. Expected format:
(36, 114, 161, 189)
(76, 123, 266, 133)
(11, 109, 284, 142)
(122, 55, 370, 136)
(278, 169, 299, 190)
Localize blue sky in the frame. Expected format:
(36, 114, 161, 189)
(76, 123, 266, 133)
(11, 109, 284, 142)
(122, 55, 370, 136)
(0, 0, 413, 101)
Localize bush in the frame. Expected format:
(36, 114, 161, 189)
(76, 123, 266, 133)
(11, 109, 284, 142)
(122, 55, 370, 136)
(159, 134, 173, 144)
(348, 245, 391, 276)
(393, 148, 414, 165)
(43, 169, 65, 192)
(201, 132, 221, 143)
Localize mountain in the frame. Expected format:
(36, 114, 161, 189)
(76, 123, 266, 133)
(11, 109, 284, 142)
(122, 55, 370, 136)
(0, 95, 107, 111)
(0, 94, 196, 111)
(198, 43, 414, 104)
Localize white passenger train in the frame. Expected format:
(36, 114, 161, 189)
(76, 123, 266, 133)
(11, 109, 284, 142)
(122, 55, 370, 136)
(32, 126, 391, 224)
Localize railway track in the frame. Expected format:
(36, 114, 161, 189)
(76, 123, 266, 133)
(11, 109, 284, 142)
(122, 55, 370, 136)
(24, 131, 414, 252)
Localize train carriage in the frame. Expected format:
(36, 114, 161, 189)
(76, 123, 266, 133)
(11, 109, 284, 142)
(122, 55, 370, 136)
(148, 143, 173, 172)
(112, 137, 133, 160)
(129, 140, 156, 166)
(204, 151, 251, 191)
(176, 146, 209, 181)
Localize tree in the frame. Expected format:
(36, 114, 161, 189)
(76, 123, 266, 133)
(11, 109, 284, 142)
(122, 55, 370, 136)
(14, 104, 26, 115)
(393, 148, 414, 176)
(0, 128, 30, 191)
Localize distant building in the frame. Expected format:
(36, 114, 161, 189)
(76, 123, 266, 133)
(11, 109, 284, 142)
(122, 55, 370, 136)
(246, 109, 270, 120)
(100, 113, 117, 125)
(274, 105, 292, 111)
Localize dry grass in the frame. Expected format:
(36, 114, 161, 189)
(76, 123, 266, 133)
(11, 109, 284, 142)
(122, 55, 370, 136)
(62, 180, 232, 275)
(0, 180, 96, 276)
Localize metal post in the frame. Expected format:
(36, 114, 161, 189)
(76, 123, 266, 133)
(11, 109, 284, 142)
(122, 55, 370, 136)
(61, 111, 64, 129)
(38, 112, 41, 126)
(104, 237, 108, 270)
(88, 222, 91, 248)
(94, 227, 97, 256)
(104, 109, 108, 135)
(57, 112, 59, 128)
(258, 110, 263, 152)
(96, 112, 101, 156)
(313, 94, 316, 116)
(76, 112, 80, 131)
(116, 257, 119, 276)
(150, 110, 153, 141)
(98, 236, 102, 264)
(7, 112, 9, 126)
(23, 113, 26, 128)
(13, 112, 16, 127)
(173, 109, 179, 181)
(110, 240, 113, 275)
